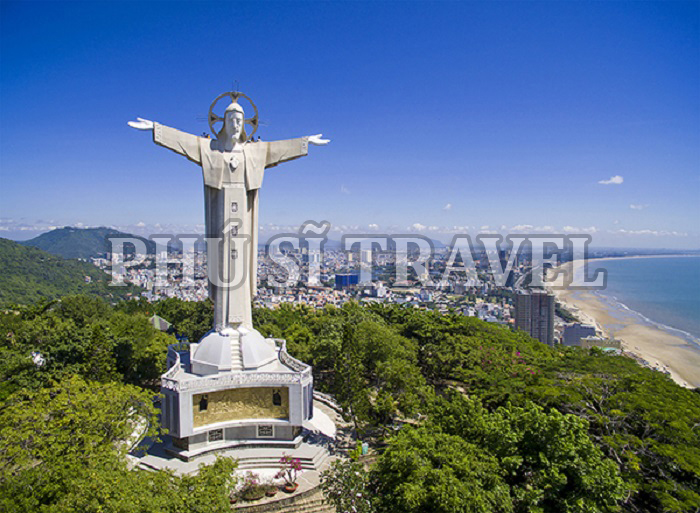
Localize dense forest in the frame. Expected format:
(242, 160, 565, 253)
(0, 296, 698, 512)
(0, 238, 142, 304)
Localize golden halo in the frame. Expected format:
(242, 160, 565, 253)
(208, 91, 259, 142)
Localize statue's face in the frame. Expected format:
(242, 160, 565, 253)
(224, 109, 245, 140)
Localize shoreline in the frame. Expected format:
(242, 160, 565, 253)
(549, 258, 700, 389)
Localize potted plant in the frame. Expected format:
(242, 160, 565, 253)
(264, 481, 278, 497)
(239, 472, 266, 502)
(275, 454, 302, 493)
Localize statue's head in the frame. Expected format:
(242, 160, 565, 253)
(221, 102, 246, 142)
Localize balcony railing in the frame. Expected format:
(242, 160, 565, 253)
(161, 339, 311, 393)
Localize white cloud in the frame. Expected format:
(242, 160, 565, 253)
(443, 203, 452, 211)
(508, 224, 558, 234)
(367, 223, 379, 231)
(443, 225, 470, 233)
(340, 184, 350, 194)
(611, 229, 687, 237)
(629, 204, 648, 210)
(536, 225, 556, 233)
(410, 223, 426, 232)
(598, 175, 624, 185)
(562, 225, 598, 234)
(136, 221, 146, 227)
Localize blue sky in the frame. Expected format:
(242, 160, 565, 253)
(1, 1, 698, 248)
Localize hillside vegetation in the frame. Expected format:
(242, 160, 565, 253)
(0, 238, 141, 304)
(256, 303, 700, 513)
(0, 297, 698, 512)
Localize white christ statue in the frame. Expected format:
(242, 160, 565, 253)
(129, 96, 329, 333)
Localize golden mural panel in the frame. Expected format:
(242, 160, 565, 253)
(193, 387, 289, 428)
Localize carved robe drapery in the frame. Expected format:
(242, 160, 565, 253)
(153, 123, 308, 329)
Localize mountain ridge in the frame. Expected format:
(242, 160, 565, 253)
(20, 226, 157, 260)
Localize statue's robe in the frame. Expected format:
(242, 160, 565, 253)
(153, 123, 308, 329)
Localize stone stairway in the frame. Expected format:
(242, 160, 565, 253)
(138, 440, 332, 475)
(233, 445, 330, 471)
(234, 487, 334, 513)
(231, 338, 243, 371)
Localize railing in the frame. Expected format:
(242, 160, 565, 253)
(313, 390, 343, 413)
(164, 346, 182, 378)
(279, 348, 310, 374)
(162, 369, 310, 392)
(275, 338, 312, 379)
(161, 338, 313, 393)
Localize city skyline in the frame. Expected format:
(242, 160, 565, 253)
(1, 1, 698, 248)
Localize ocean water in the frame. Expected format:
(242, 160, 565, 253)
(593, 256, 700, 346)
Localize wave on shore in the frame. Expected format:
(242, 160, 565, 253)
(597, 291, 700, 351)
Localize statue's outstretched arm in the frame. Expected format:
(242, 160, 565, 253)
(128, 117, 154, 130)
(128, 118, 201, 165)
(308, 134, 330, 146)
(265, 134, 330, 168)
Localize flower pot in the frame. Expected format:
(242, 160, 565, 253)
(283, 482, 299, 493)
(265, 487, 278, 497)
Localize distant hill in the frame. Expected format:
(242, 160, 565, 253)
(0, 238, 142, 305)
(20, 226, 157, 260)
(258, 238, 445, 251)
(384, 237, 446, 251)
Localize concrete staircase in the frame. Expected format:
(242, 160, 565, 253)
(138, 441, 331, 474)
(231, 444, 330, 471)
(231, 338, 243, 371)
(234, 487, 334, 513)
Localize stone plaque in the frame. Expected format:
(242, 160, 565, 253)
(257, 425, 274, 438)
(208, 429, 224, 442)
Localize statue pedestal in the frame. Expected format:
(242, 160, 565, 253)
(160, 331, 314, 460)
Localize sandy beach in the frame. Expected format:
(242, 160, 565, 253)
(550, 258, 700, 389)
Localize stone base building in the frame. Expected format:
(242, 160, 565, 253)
(160, 328, 313, 461)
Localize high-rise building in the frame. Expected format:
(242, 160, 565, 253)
(515, 289, 555, 345)
(498, 249, 516, 288)
(335, 272, 359, 289)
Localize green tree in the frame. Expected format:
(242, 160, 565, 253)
(178, 456, 239, 513)
(153, 297, 213, 341)
(321, 451, 374, 513)
(0, 375, 238, 513)
(111, 311, 172, 385)
(432, 394, 625, 513)
(371, 426, 513, 513)
(0, 376, 160, 510)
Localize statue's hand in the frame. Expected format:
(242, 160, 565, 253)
(308, 133, 330, 146)
(128, 117, 155, 131)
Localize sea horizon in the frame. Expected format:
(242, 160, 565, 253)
(592, 256, 700, 349)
